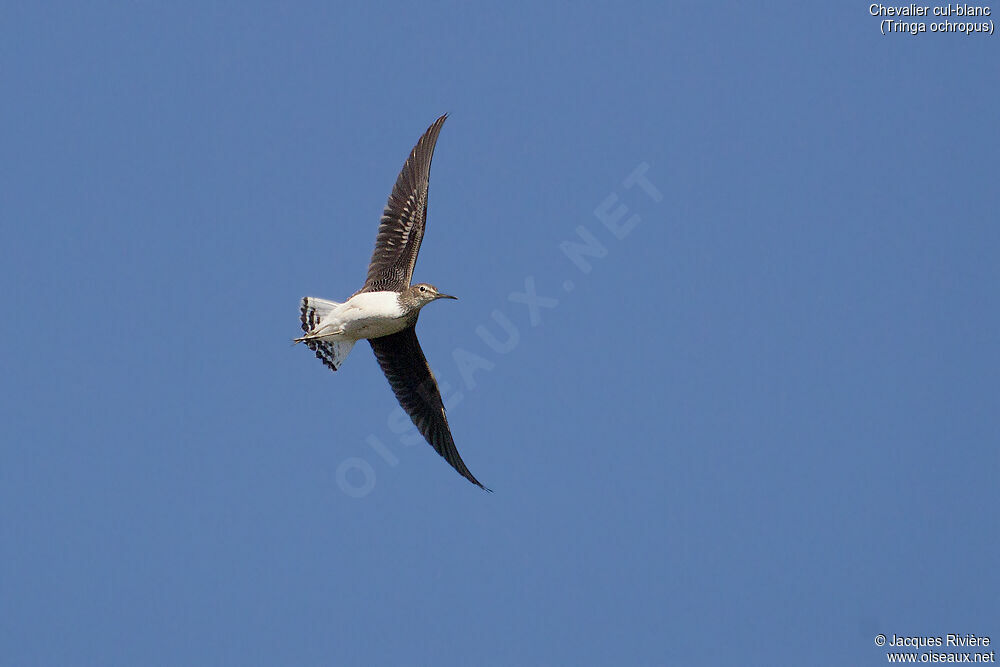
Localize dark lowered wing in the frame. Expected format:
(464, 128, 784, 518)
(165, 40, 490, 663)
(369, 325, 487, 489)
(358, 114, 447, 294)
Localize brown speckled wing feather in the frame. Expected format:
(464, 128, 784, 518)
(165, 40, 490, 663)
(358, 115, 447, 294)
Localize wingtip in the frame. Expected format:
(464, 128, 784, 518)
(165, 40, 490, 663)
(466, 474, 492, 493)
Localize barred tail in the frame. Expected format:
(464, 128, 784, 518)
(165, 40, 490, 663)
(300, 296, 340, 335)
(298, 297, 355, 372)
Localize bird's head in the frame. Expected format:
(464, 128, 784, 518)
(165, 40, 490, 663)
(407, 283, 458, 308)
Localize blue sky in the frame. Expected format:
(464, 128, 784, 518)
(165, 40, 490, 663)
(2, 3, 997, 665)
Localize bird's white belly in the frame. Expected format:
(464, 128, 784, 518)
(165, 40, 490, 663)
(321, 291, 410, 341)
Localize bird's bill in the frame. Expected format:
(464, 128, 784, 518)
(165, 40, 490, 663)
(436, 293, 458, 300)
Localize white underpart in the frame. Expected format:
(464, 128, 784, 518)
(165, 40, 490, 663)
(306, 291, 409, 341)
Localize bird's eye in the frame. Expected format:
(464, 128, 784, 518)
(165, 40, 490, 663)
(419, 286, 426, 292)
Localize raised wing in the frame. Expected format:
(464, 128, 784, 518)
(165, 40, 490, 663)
(358, 114, 447, 293)
(369, 325, 487, 489)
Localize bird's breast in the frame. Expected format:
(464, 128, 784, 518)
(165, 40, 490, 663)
(337, 291, 411, 340)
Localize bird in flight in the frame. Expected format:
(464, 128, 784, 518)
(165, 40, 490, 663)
(296, 115, 487, 490)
